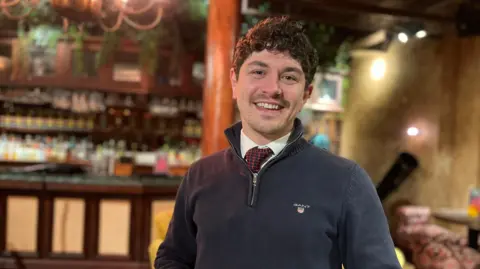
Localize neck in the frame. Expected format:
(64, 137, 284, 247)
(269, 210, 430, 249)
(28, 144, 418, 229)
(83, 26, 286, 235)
(242, 124, 293, 146)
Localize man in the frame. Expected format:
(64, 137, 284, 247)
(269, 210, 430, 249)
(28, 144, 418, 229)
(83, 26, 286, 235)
(155, 16, 401, 269)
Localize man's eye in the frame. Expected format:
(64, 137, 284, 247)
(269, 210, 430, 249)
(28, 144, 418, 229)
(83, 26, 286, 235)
(250, 70, 265, 76)
(282, 75, 298, 82)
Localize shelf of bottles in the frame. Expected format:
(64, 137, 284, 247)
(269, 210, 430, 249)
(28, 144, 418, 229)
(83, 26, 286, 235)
(0, 87, 203, 176)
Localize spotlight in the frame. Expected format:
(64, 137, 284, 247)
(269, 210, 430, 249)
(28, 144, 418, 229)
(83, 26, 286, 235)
(398, 32, 408, 43)
(415, 30, 427, 39)
(394, 22, 427, 43)
(407, 127, 419, 137)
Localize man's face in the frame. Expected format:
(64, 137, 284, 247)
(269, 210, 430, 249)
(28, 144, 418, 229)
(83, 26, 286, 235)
(231, 50, 312, 142)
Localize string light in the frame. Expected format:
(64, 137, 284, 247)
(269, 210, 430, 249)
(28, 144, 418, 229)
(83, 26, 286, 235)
(0, 0, 166, 32)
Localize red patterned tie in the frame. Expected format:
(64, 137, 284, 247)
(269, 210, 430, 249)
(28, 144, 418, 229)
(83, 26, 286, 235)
(245, 147, 274, 173)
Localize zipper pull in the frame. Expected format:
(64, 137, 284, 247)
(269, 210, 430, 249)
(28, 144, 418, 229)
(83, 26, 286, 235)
(252, 174, 257, 186)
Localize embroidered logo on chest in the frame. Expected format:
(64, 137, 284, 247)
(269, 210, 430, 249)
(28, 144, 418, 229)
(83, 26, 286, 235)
(293, 203, 310, 214)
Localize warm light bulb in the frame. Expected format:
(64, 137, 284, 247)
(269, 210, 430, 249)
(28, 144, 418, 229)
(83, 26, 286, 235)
(416, 30, 427, 39)
(398, 32, 408, 43)
(370, 58, 386, 81)
(407, 127, 419, 137)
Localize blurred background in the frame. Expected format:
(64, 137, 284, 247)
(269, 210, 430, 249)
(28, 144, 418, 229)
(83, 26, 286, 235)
(1, 0, 480, 268)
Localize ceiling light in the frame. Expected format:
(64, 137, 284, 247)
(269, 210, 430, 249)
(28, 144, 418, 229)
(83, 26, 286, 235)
(407, 127, 419, 137)
(398, 32, 408, 43)
(415, 30, 427, 39)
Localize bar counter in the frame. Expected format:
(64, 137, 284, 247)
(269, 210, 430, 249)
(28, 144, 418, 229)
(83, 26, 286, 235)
(0, 173, 181, 269)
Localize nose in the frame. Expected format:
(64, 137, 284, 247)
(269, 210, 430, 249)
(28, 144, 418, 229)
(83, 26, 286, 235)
(261, 73, 282, 97)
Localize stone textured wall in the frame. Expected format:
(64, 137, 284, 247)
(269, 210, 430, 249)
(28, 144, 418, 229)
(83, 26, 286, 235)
(340, 31, 480, 232)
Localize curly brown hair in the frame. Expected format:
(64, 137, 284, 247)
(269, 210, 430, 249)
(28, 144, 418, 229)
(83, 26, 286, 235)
(232, 16, 318, 88)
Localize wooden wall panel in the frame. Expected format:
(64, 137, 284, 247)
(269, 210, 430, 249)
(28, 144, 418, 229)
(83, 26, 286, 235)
(98, 199, 131, 256)
(52, 198, 85, 254)
(6, 196, 38, 252)
(342, 30, 480, 234)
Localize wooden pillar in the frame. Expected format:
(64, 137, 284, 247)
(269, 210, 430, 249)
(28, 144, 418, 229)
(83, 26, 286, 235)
(201, 0, 239, 156)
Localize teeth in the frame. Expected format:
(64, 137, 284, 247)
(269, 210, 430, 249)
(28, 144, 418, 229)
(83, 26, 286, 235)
(256, 103, 280, 110)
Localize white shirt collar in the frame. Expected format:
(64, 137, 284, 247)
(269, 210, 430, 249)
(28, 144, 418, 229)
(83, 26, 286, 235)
(240, 130, 291, 158)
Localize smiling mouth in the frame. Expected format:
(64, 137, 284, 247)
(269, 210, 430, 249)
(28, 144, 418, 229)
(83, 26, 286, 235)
(255, 102, 284, 111)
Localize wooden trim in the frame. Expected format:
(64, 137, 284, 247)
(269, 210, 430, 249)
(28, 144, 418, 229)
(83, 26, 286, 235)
(0, 179, 180, 197)
(129, 197, 144, 261)
(1, 251, 39, 258)
(0, 77, 147, 95)
(142, 197, 153, 262)
(46, 183, 144, 195)
(0, 257, 150, 269)
(95, 255, 130, 261)
(37, 194, 53, 258)
(48, 253, 84, 259)
(0, 179, 43, 191)
(84, 197, 100, 259)
(0, 193, 6, 254)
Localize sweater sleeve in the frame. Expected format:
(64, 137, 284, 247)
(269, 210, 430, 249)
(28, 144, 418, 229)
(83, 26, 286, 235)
(338, 164, 401, 269)
(154, 171, 197, 269)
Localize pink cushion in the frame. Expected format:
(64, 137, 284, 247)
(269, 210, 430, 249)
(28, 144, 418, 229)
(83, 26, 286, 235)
(396, 206, 480, 269)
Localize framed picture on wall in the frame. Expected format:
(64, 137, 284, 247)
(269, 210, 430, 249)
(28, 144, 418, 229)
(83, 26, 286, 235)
(305, 71, 344, 112)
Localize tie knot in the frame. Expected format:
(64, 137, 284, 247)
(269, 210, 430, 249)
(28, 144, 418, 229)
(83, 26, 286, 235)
(245, 147, 273, 173)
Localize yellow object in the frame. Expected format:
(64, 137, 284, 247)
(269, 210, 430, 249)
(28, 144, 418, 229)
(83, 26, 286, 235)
(396, 247, 406, 267)
(148, 210, 406, 269)
(149, 210, 174, 269)
(468, 205, 479, 218)
(342, 248, 405, 268)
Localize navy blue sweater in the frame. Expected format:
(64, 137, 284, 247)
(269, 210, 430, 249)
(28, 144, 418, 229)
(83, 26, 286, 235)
(155, 119, 401, 269)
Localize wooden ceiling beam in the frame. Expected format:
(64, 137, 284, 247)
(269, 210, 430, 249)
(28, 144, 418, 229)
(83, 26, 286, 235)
(266, 0, 455, 23)
(410, 0, 458, 12)
(245, 0, 403, 32)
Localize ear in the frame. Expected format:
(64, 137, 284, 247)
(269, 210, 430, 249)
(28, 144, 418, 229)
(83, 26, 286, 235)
(230, 68, 238, 99)
(303, 84, 313, 104)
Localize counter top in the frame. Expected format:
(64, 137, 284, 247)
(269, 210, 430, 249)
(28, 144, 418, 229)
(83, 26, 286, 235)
(0, 173, 182, 195)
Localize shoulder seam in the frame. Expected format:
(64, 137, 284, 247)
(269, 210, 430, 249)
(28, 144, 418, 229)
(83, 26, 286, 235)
(338, 163, 358, 226)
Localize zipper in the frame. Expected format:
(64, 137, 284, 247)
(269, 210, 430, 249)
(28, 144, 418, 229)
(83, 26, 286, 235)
(227, 131, 304, 207)
(251, 173, 258, 206)
(226, 139, 257, 205)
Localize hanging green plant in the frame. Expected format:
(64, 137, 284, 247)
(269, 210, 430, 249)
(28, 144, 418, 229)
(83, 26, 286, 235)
(334, 39, 352, 73)
(27, 24, 63, 49)
(187, 0, 208, 21)
(11, 24, 63, 78)
(67, 25, 88, 76)
(0, 0, 58, 25)
(96, 31, 120, 68)
(26, 0, 59, 25)
(241, 2, 270, 35)
(137, 24, 164, 75)
(11, 22, 31, 79)
(303, 23, 338, 72)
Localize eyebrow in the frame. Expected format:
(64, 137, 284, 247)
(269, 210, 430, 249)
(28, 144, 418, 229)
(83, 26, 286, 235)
(246, 61, 304, 75)
(282, 67, 303, 75)
(246, 61, 269, 68)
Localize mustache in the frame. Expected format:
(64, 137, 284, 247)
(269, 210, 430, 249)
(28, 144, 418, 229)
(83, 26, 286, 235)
(250, 94, 290, 108)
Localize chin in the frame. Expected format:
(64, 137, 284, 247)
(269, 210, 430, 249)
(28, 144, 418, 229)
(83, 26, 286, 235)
(252, 122, 289, 137)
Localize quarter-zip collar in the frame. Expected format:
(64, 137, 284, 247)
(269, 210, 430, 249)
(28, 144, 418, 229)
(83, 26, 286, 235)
(224, 118, 305, 159)
(224, 118, 307, 207)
